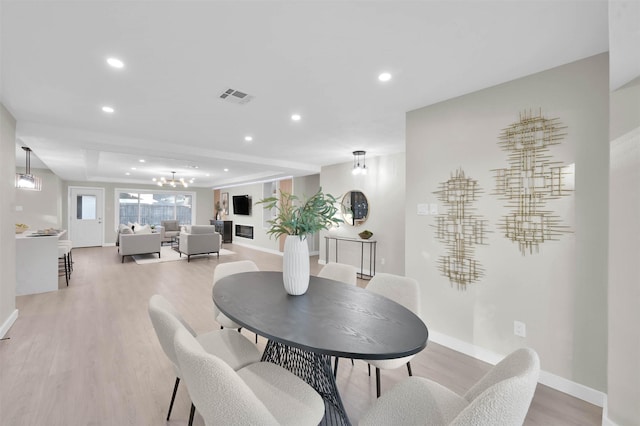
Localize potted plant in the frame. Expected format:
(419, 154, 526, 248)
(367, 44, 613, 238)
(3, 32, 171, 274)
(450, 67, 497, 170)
(259, 188, 342, 295)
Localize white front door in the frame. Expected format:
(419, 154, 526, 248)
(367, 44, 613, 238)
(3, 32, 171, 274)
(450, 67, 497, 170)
(69, 187, 104, 247)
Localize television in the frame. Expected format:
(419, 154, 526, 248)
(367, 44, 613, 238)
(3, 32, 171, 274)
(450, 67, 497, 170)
(232, 195, 252, 216)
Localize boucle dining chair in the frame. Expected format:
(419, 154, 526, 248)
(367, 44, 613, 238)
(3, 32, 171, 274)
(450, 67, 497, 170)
(363, 272, 422, 397)
(212, 260, 259, 342)
(318, 262, 358, 286)
(148, 295, 261, 425)
(318, 262, 358, 375)
(359, 347, 540, 426)
(173, 327, 325, 426)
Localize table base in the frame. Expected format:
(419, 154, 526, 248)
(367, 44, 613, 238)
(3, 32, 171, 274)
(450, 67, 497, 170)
(261, 340, 351, 426)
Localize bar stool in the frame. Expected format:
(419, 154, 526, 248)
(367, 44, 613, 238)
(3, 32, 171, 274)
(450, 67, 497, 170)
(59, 240, 73, 271)
(58, 243, 72, 286)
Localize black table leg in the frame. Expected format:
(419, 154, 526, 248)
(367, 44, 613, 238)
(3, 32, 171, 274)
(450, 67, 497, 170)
(261, 340, 351, 426)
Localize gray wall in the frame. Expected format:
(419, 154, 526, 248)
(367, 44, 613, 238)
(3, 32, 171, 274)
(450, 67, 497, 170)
(607, 77, 640, 424)
(62, 181, 214, 245)
(216, 175, 322, 254)
(0, 103, 17, 337)
(405, 54, 609, 392)
(320, 153, 406, 275)
(15, 167, 63, 230)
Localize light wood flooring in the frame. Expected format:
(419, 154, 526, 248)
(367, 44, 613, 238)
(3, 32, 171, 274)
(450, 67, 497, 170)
(0, 244, 602, 425)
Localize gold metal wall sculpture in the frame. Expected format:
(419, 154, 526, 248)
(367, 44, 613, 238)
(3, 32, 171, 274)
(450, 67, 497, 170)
(493, 109, 572, 255)
(433, 168, 488, 290)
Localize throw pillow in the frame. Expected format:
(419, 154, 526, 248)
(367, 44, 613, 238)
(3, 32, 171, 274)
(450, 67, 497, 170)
(135, 224, 152, 234)
(120, 226, 133, 235)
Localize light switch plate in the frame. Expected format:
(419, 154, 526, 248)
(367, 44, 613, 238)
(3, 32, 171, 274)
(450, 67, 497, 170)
(429, 203, 438, 215)
(417, 204, 429, 215)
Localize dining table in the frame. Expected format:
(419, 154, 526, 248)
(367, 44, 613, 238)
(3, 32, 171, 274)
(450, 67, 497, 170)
(212, 271, 428, 426)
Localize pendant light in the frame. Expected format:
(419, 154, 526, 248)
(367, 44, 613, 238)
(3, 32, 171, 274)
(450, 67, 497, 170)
(352, 150, 367, 175)
(15, 147, 42, 191)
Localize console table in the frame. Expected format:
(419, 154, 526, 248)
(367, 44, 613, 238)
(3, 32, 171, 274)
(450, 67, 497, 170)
(210, 220, 232, 243)
(324, 235, 376, 279)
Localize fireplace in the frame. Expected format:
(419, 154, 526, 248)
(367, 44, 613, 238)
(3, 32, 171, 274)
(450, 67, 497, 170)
(235, 224, 254, 239)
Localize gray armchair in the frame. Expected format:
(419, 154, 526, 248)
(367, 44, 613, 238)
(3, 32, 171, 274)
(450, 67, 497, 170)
(178, 225, 221, 262)
(160, 220, 181, 244)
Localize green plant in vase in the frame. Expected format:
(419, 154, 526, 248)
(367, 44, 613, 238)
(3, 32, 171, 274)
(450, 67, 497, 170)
(258, 188, 342, 295)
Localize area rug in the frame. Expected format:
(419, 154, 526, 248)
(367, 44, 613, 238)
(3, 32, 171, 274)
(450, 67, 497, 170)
(132, 246, 235, 264)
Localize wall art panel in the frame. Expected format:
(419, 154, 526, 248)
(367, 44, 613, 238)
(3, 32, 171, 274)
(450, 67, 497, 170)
(493, 109, 572, 255)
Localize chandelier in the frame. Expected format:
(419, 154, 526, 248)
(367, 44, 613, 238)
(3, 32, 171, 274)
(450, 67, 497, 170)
(352, 150, 367, 175)
(15, 147, 42, 191)
(154, 171, 189, 188)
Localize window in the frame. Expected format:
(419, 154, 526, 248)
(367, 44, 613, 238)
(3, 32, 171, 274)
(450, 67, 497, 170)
(76, 195, 97, 220)
(116, 190, 195, 226)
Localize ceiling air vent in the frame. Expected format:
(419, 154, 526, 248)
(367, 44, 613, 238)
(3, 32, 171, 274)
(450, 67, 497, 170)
(219, 88, 254, 105)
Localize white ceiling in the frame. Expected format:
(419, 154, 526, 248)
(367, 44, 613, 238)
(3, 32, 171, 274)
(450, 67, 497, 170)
(1, 1, 617, 188)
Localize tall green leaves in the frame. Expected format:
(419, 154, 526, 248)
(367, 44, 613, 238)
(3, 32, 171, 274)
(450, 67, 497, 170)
(258, 188, 343, 240)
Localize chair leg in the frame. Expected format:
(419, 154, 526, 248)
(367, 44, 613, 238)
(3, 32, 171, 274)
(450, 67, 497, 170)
(351, 358, 354, 366)
(407, 361, 413, 376)
(65, 254, 69, 286)
(368, 363, 371, 376)
(188, 403, 195, 426)
(333, 357, 339, 378)
(376, 367, 381, 398)
(166, 377, 180, 420)
(255, 333, 258, 343)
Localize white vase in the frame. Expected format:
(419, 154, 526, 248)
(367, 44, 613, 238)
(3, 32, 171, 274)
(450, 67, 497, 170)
(282, 235, 310, 295)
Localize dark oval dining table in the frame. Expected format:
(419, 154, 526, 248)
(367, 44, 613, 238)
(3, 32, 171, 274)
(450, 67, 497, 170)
(213, 271, 428, 426)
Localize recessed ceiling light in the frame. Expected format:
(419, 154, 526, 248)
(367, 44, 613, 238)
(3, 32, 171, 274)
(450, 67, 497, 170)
(291, 114, 301, 121)
(224, 168, 229, 172)
(125, 172, 130, 176)
(139, 159, 145, 163)
(107, 57, 124, 69)
(102, 106, 114, 113)
(205, 173, 210, 177)
(152, 178, 157, 182)
(244, 136, 253, 142)
(131, 167, 136, 170)
(378, 72, 392, 82)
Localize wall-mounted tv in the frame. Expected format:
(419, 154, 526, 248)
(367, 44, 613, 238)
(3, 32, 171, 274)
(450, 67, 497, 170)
(232, 195, 252, 216)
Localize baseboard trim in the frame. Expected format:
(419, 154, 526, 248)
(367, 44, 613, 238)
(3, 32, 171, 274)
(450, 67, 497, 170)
(601, 396, 620, 426)
(428, 330, 606, 408)
(232, 241, 283, 256)
(0, 309, 19, 339)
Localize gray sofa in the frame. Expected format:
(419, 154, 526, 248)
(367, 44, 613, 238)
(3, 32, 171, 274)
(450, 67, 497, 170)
(119, 232, 162, 263)
(178, 225, 221, 262)
(116, 225, 162, 263)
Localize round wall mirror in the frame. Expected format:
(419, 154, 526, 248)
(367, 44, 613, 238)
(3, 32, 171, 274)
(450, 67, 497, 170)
(341, 190, 369, 226)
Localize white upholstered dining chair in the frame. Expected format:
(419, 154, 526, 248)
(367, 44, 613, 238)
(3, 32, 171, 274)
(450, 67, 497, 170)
(212, 260, 260, 341)
(148, 294, 261, 425)
(318, 262, 358, 286)
(359, 347, 540, 426)
(363, 272, 422, 397)
(173, 327, 326, 426)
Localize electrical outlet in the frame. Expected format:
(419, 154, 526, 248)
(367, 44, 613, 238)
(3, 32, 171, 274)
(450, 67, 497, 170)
(514, 321, 526, 338)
